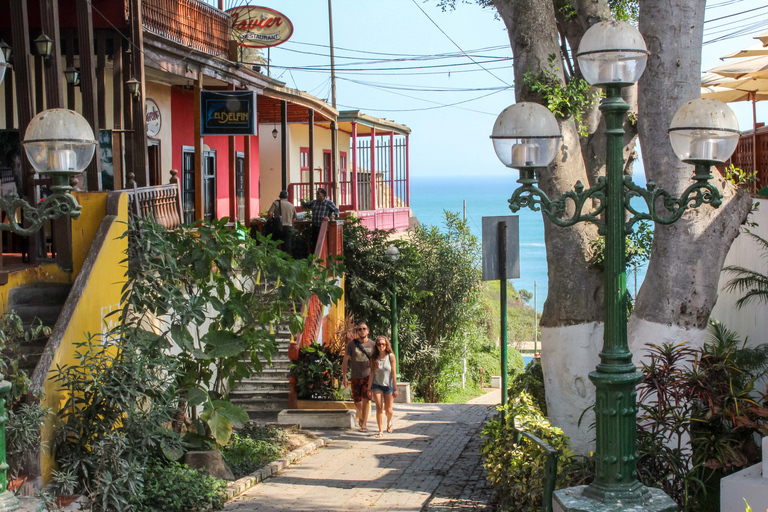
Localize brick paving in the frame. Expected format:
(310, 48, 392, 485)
(225, 392, 500, 512)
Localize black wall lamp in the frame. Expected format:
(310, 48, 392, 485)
(33, 33, 54, 65)
(64, 67, 80, 87)
(0, 41, 11, 65)
(126, 78, 141, 98)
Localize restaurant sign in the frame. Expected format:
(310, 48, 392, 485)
(228, 6, 294, 49)
(201, 91, 257, 136)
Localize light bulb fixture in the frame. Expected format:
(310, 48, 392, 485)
(64, 67, 80, 87)
(272, 126, 278, 139)
(0, 41, 11, 64)
(33, 33, 54, 64)
(385, 245, 400, 261)
(126, 78, 141, 98)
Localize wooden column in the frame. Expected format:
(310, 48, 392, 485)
(228, 84, 237, 221)
(308, 109, 314, 195)
(405, 134, 410, 207)
(34, 56, 44, 114)
(128, 0, 148, 187)
(331, 120, 338, 203)
(244, 135, 252, 226)
(4, 69, 13, 129)
(351, 121, 358, 211)
(370, 126, 376, 211)
(64, 35, 75, 110)
(112, 36, 123, 190)
(11, 0, 39, 264)
(389, 132, 395, 208)
(122, 39, 134, 187)
(194, 73, 204, 221)
(281, 100, 288, 191)
(76, 0, 102, 190)
(95, 32, 106, 129)
(40, 0, 64, 109)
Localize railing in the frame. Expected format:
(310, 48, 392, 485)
(509, 416, 560, 512)
(126, 171, 184, 230)
(727, 125, 768, 194)
(287, 182, 332, 207)
(141, 0, 230, 59)
(356, 207, 410, 232)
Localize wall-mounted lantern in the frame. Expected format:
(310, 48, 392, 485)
(0, 41, 11, 65)
(126, 78, 141, 98)
(63, 67, 80, 87)
(33, 33, 54, 65)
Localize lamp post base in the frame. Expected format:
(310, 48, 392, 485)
(554, 485, 677, 512)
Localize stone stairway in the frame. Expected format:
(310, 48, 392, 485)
(7, 282, 72, 374)
(230, 324, 292, 421)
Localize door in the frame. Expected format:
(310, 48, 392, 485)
(323, 150, 332, 185)
(235, 152, 245, 222)
(148, 141, 161, 186)
(182, 148, 217, 224)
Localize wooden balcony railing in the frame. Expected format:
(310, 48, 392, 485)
(141, 0, 230, 59)
(727, 124, 768, 194)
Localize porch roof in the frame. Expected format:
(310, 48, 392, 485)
(257, 81, 338, 124)
(337, 111, 411, 136)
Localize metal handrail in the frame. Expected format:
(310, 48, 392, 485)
(510, 418, 560, 512)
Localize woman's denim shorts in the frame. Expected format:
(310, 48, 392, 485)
(371, 383, 394, 395)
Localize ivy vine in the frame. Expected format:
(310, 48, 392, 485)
(523, 54, 601, 137)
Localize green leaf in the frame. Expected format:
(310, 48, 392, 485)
(200, 409, 233, 446)
(186, 386, 209, 407)
(201, 330, 246, 358)
(211, 400, 250, 425)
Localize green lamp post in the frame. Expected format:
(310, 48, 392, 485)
(385, 245, 400, 371)
(492, 20, 740, 512)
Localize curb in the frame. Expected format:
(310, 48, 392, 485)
(225, 437, 328, 500)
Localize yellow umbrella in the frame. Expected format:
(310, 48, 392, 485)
(707, 55, 768, 79)
(701, 85, 768, 103)
(721, 43, 768, 60)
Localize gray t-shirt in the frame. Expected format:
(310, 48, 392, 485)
(373, 354, 393, 387)
(346, 339, 374, 379)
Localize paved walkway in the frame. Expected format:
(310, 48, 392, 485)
(225, 392, 501, 512)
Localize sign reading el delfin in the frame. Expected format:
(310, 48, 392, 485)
(201, 91, 257, 136)
(227, 6, 294, 48)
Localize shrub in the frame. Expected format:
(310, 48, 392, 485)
(481, 392, 575, 512)
(139, 461, 227, 512)
(221, 433, 287, 478)
(289, 342, 345, 400)
(508, 359, 546, 415)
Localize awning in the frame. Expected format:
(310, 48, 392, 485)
(707, 55, 768, 79)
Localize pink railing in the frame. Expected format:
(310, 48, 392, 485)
(356, 207, 410, 232)
(288, 181, 353, 209)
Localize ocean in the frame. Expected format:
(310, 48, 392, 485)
(409, 174, 649, 313)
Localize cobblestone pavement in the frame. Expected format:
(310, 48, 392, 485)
(225, 394, 500, 512)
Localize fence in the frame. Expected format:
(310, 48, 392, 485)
(141, 0, 230, 59)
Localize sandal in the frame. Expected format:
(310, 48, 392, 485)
(387, 423, 393, 433)
(360, 427, 368, 433)
(375, 432, 384, 438)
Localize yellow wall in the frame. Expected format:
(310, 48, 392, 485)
(324, 275, 346, 345)
(38, 192, 129, 482)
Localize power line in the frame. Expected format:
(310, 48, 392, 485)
(336, 84, 511, 114)
(269, 56, 513, 73)
(409, 0, 513, 88)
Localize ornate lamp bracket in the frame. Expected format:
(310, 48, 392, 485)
(0, 177, 81, 236)
(623, 164, 723, 233)
(508, 169, 608, 232)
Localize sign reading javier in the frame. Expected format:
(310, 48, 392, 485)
(228, 6, 294, 49)
(201, 91, 257, 136)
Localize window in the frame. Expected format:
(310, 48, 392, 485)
(300, 147, 309, 182)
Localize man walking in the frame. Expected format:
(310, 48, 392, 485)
(301, 188, 340, 251)
(342, 323, 374, 432)
(267, 190, 297, 255)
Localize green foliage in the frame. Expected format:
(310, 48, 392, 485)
(508, 359, 547, 415)
(6, 402, 51, 479)
(481, 281, 539, 345)
(724, 231, 768, 309)
(139, 461, 227, 512)
(221, 433, 287, 478)
(480, 392, 579, 512)
(523, 54, 600, 137)
(608, 0, 639, 22)
(289, 342, 345, 400)
(122, 217, 343, 445)
(467, 339, 524, 387)
(590, 220, 653, 271)
(724, 164, 757, 188)
(0, 312, 50, 401)
(636, 323, 768, 512)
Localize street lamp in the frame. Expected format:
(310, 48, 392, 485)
(8, 109, 96, 235)
(494, 20, 734, 511)
(385, 245, 400, 372)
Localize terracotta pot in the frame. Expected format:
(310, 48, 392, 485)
(7, 477, 27, 492)
(55, 495, 80, 508)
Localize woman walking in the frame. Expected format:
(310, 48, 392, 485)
(367, 336, 398, 438)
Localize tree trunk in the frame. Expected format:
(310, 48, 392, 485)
(489, 0, 752, 453)
(632, 0, 751, 357)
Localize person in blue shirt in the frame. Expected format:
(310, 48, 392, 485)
(301, 188, 340, 251)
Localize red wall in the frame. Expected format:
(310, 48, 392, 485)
(171, 87, 260, 222)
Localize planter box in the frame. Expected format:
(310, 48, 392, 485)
(296, 400, 356, 410)
(721, 463, 768, 512)
(394, 382, 411, 403)
(277, 409, 356, 428)
(490, 376, 501, 388)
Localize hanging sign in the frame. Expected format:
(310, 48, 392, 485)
(146, 99, 161, 138)
(201, 91, 257, 136)
(227, 6, 294, 49)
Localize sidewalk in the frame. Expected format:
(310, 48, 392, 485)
(225, 396, 498, 511)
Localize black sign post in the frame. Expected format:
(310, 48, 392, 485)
(201, 91, 257, 136)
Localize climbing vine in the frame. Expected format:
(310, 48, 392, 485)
(523, 54, 600, 137)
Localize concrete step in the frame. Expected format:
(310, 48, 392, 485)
(8, 282, 72, 307)
(230, 385, 291, 398)
(9, 304, 64, 327)
(240, 368, 291, 380)
(233, 380, 291, 392)
(234, 399, 290, 414)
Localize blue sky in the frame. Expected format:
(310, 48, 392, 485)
(210, 0, 768, 180)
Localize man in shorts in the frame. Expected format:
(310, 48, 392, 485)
(342, 323, 375, 432)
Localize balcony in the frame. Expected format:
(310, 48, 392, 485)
(140, 0, 230, 59)
(727, 123, 768, 194)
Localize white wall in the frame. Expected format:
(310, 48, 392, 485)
(145, 81, 173, 182)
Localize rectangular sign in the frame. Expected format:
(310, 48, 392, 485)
(201, 91, 257, 136)
(481, 216, 520, 281)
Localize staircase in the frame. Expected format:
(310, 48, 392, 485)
(7, 282, 72, 374)
(230, 324, 292, 421)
